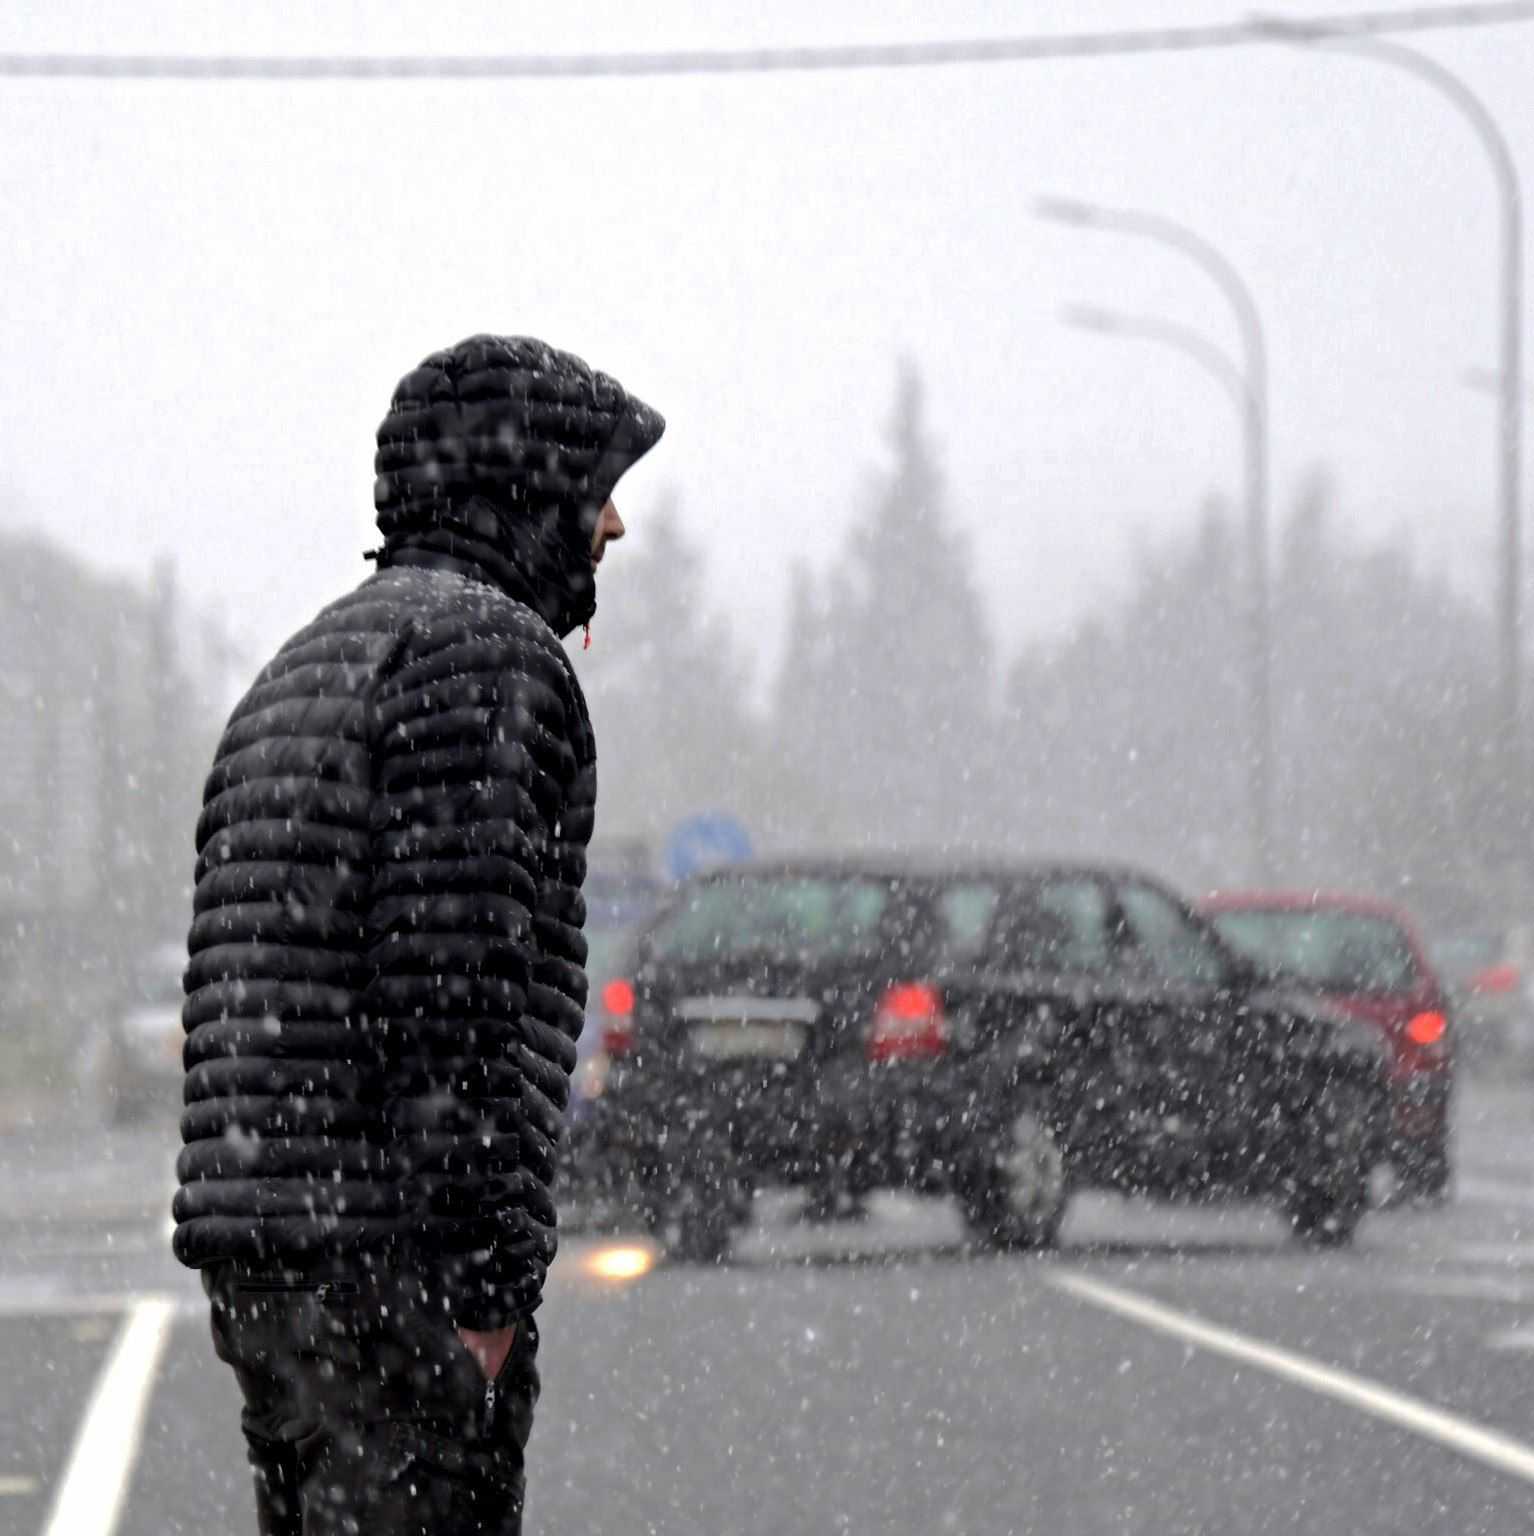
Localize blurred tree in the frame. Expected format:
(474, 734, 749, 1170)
(1273, 474, 1501, 917)
(780, 362, 996, 852)
(576, 496, 761, 851)
(1001, 471, 1507, 917)
(764, 561, 848, 850)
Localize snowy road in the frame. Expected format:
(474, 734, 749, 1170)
(1, 1080, 1530, 1535)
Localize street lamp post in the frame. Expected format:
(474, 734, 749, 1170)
(1464, 367, 1534, 401)
(1257, 17, 1525, 808)
(1064, 305, 1252, 420)
(1040, 198, 1274, 880)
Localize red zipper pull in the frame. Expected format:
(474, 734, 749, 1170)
(583, 624, 592, 651)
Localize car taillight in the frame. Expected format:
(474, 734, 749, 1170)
(867, 983, 947, 1062)
(1405, 1010, 1448, 1047)
(601, 977, 636, 1055)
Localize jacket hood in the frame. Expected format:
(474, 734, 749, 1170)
(372, 334, 665, 637)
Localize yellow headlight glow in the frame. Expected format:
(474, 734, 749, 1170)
(580, 1243, 656, 1283)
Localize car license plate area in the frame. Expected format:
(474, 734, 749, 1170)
(676, 996, 820, 1063)
(689, 1020, 807, 1061)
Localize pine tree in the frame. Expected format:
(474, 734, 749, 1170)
(814, 362, 996, 851)
(577, 497, 758, 851)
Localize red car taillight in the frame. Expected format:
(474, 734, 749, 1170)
(1405, 1010, 1448, 1048)
(867, 983, 948, 1062)
(600, 977, 636, 1056)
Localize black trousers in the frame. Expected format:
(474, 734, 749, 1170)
(205, 1260, 539, 1536)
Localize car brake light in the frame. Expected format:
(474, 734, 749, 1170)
(868, 983, 947, 1062)
(601, 977, 636, 1055)
(1405, 1011, 1447, 1047)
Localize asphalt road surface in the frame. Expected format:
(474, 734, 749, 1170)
(1, 1079, 1531, 1535)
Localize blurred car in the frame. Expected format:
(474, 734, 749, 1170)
(593, 858, 1390, 1262)
(569, 858, 665, 1119)
(81, 941, 186, 1125)
(555, 846, 666, 1229)
(1425, 928, 1534, 1070)
(1203, 891, 1453, 1200)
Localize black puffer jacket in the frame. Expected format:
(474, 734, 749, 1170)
(172, 336, 663, 1328)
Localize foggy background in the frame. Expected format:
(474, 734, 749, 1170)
(1, 0, 1531, 1110)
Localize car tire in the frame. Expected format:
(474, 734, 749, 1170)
(1284, 1077, 1373, 1248)
(662, 1189, 737, 1266)
(962, 1109, 1068, 1252)
(653, 1165, 750, 1266)
(1399, 1142, 1452, 1206)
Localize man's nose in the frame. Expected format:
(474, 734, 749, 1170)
(606, 506, 626, 542)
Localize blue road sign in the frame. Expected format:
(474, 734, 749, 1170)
(664, 813, 754, 883)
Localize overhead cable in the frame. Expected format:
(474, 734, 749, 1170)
(0, 3, 1531, 81)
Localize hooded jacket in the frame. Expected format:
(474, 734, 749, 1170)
(172, 336, 663, 1327)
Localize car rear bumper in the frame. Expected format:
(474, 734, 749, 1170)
(600, 1059, 988, 1192)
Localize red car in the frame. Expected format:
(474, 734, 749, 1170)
(1202, 891, 1453, 1200)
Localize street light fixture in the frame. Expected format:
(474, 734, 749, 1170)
(1040, 197, 1274, 880)
(1063, 305, 1252, 412)
(1035, 195, 1101, 228)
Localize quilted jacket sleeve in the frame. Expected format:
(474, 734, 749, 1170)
(364, 613, 591, 1328)
(527, 677, 596, 1086)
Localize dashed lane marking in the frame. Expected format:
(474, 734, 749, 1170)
(1486, 1327, 1534, 1352)
(1378, 1272, 1534, 1305)
(1363, 1233, 1534, 1269)
(1052, 1271, 1534, 1487)
(1446, 1241, 1534, 1267)
(0, 1476, 38, 1496)
(0, 1289, 197, 1319)
(1150, 1258, 1534, 1307)
(1457, 1176, 1534, 1213)
(0, 1235, 164, 1261)
(41, 1296, 176, 1536)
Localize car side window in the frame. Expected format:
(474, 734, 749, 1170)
(995, 879, 1113, 973)
(1117, 883, 1231, 986)
(936, 882, 1003, 962)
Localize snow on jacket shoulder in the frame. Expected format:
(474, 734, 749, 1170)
(172, 563, 595, 1328)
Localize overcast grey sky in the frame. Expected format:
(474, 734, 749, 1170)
(1, 0, 1531, 688)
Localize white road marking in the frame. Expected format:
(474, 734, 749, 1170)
(0, 1289, 195, 1319)
(1097, 1245, 1534, 1305)
(1487, 1327, 1534, 1352)
(1378, 1272, 1534, 1305)
(1052, 1272, 1534, 1486)
(40, 1296, 176, 1536)
(0, 1236, 164, 1261)
(1448, 1241, 1534, 1267)
(1457, 1176, 1534, 1213)
(0, 1475, 38, 1496)
(1363, 1230, 1534, 1269)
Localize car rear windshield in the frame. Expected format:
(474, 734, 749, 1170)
(645, 875, 998, 966)
(1210, 909, 1418, 994)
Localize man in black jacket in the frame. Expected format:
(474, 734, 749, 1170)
(172, 335, 663, 1534)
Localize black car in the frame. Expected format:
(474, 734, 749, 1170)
(587, 858, 1391, 1261)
